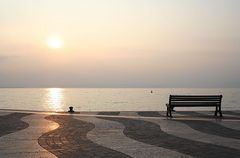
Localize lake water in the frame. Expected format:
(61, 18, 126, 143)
(0, 88, 239, 112)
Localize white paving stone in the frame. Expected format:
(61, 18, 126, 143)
(0, 114, 58, 158)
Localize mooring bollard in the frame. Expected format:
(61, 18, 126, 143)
(68, 106, 74, 113)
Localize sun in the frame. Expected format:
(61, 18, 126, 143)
(47, 36, 63, 49)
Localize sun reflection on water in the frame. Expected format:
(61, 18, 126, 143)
(45, 88, 65, 112)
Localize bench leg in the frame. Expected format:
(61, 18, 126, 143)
(166, 104, 169, 117)
(219, 106, 223, 117)
(169, 107, 172, 117)
(215, 106, 218, 116)
(166, 107, 169, 117)
(215, 106, 223, 117)
(166, 106, 173, 117)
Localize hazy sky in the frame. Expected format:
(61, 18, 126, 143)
(0, 0, 240, 88)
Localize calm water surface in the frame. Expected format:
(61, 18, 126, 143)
(0, 88, 239, 112)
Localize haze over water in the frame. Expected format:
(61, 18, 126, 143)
(1, 0, 240, 88)
(0, 88, 239, 112)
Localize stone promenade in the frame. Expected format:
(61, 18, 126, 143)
(0, 110, 240, 158)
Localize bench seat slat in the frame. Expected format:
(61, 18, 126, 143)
(171, 95, 221, 97)
(171, 98, 221, 101)
(170, 102, 220, 106)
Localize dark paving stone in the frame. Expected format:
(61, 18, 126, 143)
(176, 119, 240, 140)
(100, 117, 240, 158)
(0, 113, 30, 137)
(137, 111, 161, 117)
(97, 112, 120, 115)
(38, 115, 131, 158)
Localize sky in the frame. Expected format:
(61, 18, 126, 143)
(0, 0, 240, 88)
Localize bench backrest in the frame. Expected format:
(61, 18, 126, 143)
(169, 95, 222, 107)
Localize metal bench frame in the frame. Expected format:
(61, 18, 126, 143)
(166, 95, 223, 117)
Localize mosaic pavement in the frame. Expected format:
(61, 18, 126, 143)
(0, 110, 240, 158)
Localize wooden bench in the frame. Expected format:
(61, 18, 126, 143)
(166, 95, 223, 117)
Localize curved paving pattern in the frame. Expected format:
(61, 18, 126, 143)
(0, 114, 57, 158)
(137, 112, 161, 117)
(77, 116, 192, 158)
(38, 115, 131, 158)
(101, 117, 240, 158)
(1, 111, 240, 158)
(0, 113, 30, 137)
(147, 119, 240, 150)
(177, 119, 240, 139)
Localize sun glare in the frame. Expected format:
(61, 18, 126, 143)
(47, 36, 63, 49)
(45, 88, 64, 111)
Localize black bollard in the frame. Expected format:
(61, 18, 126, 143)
(68, 106, 74, 113)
